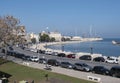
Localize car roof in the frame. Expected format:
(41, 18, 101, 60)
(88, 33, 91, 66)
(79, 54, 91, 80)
(48, 59, 57, 61)
(75, 62, 86, 65)
(111, 66, 120, 69)
(95, 57, 104, 58)
(61, 62, 70, 63)
(94, 66, 104, 68)
(80, 55, 91, 57)
(31, 56, 38, 57)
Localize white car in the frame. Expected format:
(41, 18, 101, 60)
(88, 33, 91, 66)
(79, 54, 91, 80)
(45, 51, 53, 55)
(105, 57, 118, 64)
(30, 48, 37, 52)
(30, 56, 39, 62)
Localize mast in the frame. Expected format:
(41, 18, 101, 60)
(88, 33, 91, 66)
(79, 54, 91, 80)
(75, 28, 77, 36)
(90, 25, 92, 38)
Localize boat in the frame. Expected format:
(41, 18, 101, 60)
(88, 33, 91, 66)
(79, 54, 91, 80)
(112, 40, 120, 45)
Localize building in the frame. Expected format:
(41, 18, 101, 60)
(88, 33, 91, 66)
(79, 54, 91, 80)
(29, 32, 39, 43)
(12, 26, 27, 44)
(49, 32, 62, 42)
(71, 36, 82, 41)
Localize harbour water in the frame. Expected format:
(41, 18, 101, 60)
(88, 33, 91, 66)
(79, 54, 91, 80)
(48, 38, 120, 57)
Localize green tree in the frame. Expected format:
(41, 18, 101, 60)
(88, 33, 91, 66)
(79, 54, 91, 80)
(50, 37, 55, 42)
(39, 34, 50, 42)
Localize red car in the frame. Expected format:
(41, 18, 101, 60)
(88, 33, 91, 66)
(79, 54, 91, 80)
(67, 54, 75, 58)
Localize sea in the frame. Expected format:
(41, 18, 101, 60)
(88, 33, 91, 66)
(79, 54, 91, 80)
(47, 38, 120, 57)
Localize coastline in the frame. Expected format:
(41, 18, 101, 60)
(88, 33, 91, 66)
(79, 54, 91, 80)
(30, 38, 103, 58)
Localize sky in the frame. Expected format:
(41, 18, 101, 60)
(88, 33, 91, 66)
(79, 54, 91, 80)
(0, 0, 120, 38)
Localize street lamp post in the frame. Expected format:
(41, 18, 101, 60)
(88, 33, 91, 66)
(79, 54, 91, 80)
(90, 47, 93, 54)
(61, 45, 64, 52)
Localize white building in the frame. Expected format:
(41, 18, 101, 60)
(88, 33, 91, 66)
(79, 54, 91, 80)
(71, 36, 82, 41)
(29, 32, 39, 43)
(49, 32, 62, 42)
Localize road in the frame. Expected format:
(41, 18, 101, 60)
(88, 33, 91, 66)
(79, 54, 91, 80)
(14, 47, 120, 69)
(5, 47, 120, 83)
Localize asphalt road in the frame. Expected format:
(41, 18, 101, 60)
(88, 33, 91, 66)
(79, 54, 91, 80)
(13, 47, 120, 69)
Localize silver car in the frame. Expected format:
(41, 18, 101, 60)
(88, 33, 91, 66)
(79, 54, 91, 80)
(60, 62, 74, 69)
(74, 63, 92, 72)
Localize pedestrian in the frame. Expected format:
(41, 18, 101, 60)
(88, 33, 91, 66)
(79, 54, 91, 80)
(31, 80, 34, 83)
(14, 80, 16, 83)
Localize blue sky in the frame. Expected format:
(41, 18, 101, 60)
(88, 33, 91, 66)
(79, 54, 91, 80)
(0, 0, 120, 38)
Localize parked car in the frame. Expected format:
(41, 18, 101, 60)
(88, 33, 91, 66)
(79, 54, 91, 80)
(8, 46, 14, 51)
(30, 49, 37, 52)
(60, 62, 74, 69)
(45, 51, 53, 55)
(9, 51, 17, 57)
(15, 53, 25, 59)
(93, 57, 105, 62)
(39, 58, 47, 64)
(51, 52, 58, 56)
(79, 55, 92, 61)
(110, 66, 120, 77)
(57, 53, 66, 57)
(22, 55, 31, 61)
(92, 66, 110, 75)
(30, 56, 39, 62)
(7, 50, 15, 56)
(74, 63, 92, 72)
(37, 50, 45, 54)
(1, 49, 5, 53)
(47, 59, 60, 66)
(67, 54, 75, 58)
(106, 57, 118, 64)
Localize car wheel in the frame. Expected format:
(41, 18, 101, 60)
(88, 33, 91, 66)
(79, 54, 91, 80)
(83, 68, 86, 71)
(86, 69, 90, 72)
(73, 67, 76, 70)
(92, 71, 95, 73)
(112, 74, 116, 77)
(103, 73, 106, 75)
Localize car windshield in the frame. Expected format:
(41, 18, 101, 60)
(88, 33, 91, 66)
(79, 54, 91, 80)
(34, 57, 38, 59)
(82, 63, 88, 66)
(31, 56, 38, 58)
(108, 58, 114, 60)
(62, 62, 70, 64)
(26, 56, 30, 58)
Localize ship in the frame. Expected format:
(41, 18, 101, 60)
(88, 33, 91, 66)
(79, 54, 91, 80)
(112, 40, 120, 45)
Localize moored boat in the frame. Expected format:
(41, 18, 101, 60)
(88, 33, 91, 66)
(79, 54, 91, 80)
(112, 40, 120, 45)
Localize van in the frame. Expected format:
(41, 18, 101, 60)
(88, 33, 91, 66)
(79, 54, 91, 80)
(110, 66, 120, 77)
(47, 59, 60, 66)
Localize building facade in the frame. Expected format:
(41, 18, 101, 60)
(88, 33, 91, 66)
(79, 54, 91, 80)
(49, 32, 62, 42)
